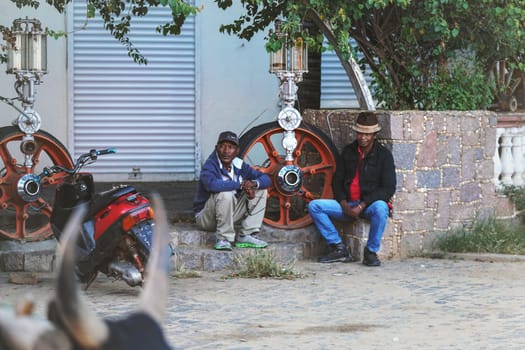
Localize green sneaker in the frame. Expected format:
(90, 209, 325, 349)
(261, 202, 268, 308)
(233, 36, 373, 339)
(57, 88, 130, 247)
(235, 234, 268, 248)
(214, 239, 232, 251)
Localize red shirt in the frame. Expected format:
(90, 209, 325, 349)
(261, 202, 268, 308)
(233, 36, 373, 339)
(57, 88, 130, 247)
(348, 146, 363, 201)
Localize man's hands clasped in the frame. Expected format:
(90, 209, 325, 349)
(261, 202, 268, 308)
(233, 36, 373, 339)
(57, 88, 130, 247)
(241, 180, 257, 199)
(340, 200, 365, 219)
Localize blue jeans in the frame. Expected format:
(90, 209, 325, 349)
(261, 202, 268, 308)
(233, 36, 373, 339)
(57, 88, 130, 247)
(308, 199, 389, 253)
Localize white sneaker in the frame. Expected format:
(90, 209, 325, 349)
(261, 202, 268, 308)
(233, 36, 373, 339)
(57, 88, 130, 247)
(235, 234, 268, 248)
(214, 239, 232, 251)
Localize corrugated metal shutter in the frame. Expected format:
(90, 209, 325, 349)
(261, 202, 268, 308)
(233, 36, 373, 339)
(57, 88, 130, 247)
(69, 1, 196, 181)
(320, 45, 373, 109)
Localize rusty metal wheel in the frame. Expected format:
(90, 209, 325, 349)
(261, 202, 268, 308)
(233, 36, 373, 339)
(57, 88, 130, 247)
(0, 126, 73, 241)
(239, 121, 338, 229)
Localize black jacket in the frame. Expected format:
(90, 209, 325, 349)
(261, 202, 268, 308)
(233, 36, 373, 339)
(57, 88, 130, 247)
(332, 140, 396, 205)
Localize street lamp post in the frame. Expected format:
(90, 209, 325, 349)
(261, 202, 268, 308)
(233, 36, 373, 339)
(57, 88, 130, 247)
(269, 20, 308, 162)
(268, 20, 308, 195)
(4, 18, 48, 169)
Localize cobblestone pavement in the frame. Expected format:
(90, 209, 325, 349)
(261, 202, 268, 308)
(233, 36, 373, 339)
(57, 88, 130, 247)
(1, 258, 525, 349)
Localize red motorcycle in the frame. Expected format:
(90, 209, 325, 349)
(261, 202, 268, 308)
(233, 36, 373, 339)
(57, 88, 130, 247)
(24, 148, 166, 288)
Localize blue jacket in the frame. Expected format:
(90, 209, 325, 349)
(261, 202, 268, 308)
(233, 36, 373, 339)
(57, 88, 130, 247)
(193, 151, 272, 214)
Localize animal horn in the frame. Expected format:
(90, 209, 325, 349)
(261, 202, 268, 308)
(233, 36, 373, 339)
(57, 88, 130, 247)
(139, 193, 172, 324)
(53, 204, 109, 348)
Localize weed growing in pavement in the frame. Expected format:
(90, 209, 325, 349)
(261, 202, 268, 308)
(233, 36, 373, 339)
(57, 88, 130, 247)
(226, 250, 303, 279)
(171, 257, 202, 278)
(433, 217, 525, 255)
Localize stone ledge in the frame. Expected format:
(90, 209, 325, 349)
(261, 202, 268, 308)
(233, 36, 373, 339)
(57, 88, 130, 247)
(0, 239, 57, 272)
(337, 218, 396, 262)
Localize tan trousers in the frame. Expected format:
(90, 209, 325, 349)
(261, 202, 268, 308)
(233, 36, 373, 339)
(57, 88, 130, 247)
(196, 189, 268, 242)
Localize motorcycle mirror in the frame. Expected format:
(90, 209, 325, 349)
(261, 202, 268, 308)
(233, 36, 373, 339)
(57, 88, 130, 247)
(89, 149, 98, 160)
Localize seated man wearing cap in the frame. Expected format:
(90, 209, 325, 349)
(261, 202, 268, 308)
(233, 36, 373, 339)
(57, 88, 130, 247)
(308, 112, 396, 266)
(193, 131, 272, 250)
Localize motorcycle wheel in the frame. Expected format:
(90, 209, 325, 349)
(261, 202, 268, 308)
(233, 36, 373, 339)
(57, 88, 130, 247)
(0, 126, 73, 241)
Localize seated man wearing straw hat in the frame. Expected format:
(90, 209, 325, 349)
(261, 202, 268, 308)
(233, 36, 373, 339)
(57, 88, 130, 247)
(308, 112, 396, 266)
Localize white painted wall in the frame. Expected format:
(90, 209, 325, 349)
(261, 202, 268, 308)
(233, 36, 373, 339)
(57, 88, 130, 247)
(196, 1, 280, 158)
(0, 2, 68, 144)
(1, 1, 280, 176)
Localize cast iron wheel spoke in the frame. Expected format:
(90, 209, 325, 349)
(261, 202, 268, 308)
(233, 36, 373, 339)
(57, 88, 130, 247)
(280, 196, 291, 226)
(301, 163, 336, 176)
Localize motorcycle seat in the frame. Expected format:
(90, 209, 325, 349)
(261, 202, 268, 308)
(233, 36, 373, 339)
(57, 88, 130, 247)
(90, 185, 137, 215)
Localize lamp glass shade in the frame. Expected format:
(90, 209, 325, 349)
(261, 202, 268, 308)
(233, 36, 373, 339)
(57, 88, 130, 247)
(26, 33, 47, 72)
(6, 22, 47, 74)
(290, 38, 308, 73)
(6, 33, 23, 73)
(269, 46, 287, 73)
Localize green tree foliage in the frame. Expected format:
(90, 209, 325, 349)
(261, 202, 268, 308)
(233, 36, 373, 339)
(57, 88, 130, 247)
(2, 1, 524, 110)
(1, 0, 200, 64)
(215, 0, 525, 110)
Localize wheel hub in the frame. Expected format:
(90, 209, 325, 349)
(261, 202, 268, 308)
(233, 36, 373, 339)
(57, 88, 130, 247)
(239, 121, 338, 229)
(17, 173, 41, 202)
(275, 164, 303, 195)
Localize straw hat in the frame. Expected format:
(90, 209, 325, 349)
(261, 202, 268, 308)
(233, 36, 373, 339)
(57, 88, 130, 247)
(352, 112, 381, 134)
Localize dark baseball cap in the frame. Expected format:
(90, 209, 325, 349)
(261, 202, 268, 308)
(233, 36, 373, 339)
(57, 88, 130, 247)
(217, 131, 239, 146)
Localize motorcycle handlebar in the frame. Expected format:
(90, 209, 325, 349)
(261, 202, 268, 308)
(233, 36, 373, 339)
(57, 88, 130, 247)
(85, 148, 116, 161)
(38, 148, 117, 178)
(95, 148, 117, 156)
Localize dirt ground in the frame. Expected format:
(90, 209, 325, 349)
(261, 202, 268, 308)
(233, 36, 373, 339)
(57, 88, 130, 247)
(1, 258, 525, 349)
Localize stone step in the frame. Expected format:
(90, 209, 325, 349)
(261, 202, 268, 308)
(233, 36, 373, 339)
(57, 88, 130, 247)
(0, 224, 325, 273)
(173, 243, 308, 272)
(170, 223, 324, 271)
(170, 223, 321, 246)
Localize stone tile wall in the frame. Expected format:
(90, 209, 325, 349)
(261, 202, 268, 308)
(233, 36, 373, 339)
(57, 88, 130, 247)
(303, 110, 516, 259)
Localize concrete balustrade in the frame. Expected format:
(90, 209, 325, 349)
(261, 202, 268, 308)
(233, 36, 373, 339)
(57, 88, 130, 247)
(494, 115, 525, 188)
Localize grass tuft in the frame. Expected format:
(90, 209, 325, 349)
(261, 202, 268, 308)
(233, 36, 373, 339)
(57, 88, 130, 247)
(503, 185, 525, 224)
(171, 257, 202, 278)
(433, 217, 525, 255)
(226, 249, 302, 279)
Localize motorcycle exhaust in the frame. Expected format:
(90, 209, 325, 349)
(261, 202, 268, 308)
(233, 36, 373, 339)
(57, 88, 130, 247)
(107, 261, 143, 287)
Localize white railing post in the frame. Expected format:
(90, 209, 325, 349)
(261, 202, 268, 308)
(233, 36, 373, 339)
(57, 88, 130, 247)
(494, 128, 503, 188)
(500, 131, 514, 186)
(511, 127, 525, 186)
(517, 126, 525, 186)
(495, 115, 525, 189)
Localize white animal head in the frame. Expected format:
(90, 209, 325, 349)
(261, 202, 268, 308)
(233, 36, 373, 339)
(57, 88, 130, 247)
(0, 193, 172, 350)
